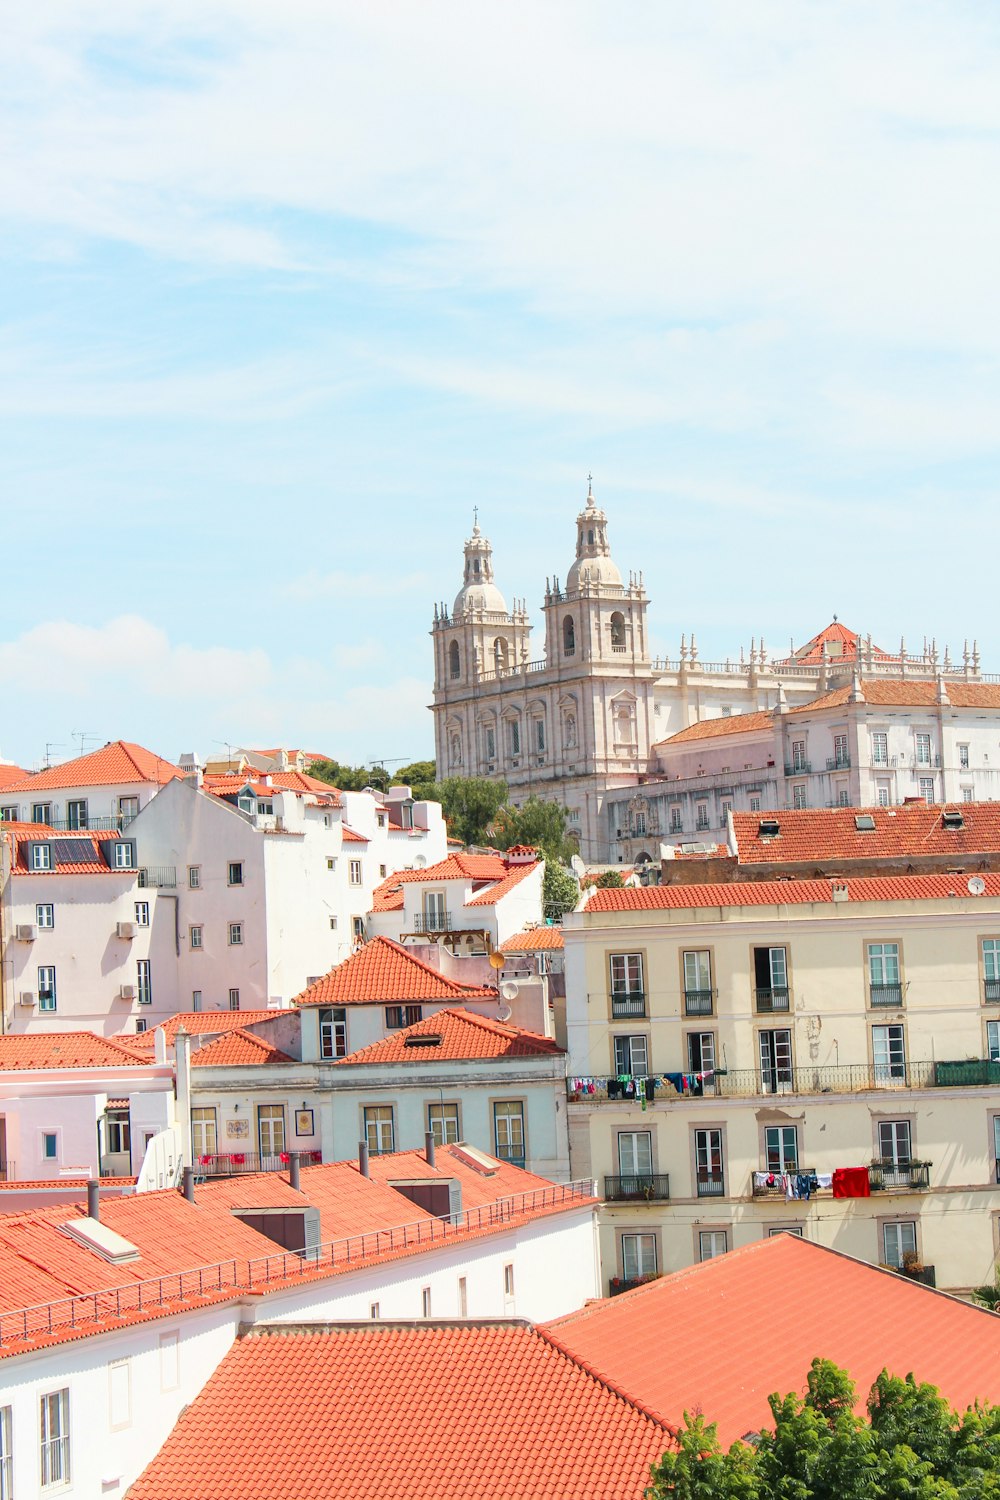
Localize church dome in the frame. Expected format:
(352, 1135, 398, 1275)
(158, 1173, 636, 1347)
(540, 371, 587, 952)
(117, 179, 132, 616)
(565, 482, 623, 593)
(453, 519, 509, 617)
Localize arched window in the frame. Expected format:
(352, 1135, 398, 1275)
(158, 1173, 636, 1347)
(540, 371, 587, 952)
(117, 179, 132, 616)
(562, 615, 575, 655)
(587, 528, 595, 545)
(473, 557, 481, 574)
(448, 640, 461, 679)
(610, 611, 626, 648)
(493, 637, 509, 671)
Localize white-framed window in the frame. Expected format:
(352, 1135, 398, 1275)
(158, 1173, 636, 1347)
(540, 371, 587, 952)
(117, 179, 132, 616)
(504, 1263, 515, 1298)
(753, 945, 788, 1004)
(349, 859, 362, 885)
(749, 795, 761, 812)
(135, 1018, 148, 1034)
(326, 857, 336, 871)
(720, 799, 732, 820)
(36, 902, 54, 929)
(379, 863, 387, 878)
(699, 1230, 729, 1261)
(105, 1110, 130, 1155)
(191, 1107, 217, 1157)
(882, 1220, 917, 1269)
(42, 1131, 58, 1160)
(118, 795, 139, 823)
(988, 1020, 1000, 1062)
(873, 1023, 906, 1080)
(137, 959, 152, 1005)
(422, 1286, 432, 1318)
(228, 922, 243, 946)
(113, 841, 134, 869)
(188, 865, 201, 889)
(765, 1124, 798, 1173)
(610, 952, 644, 1005)
(613, 1034, 648, 1077)
(370, 1301, 380, 1319)
(984, 939, 1000, 985)
(364, 1105, 395, 1154)
(669, 806, 683, 832)
(191, 990, 202, 1011)
(683, 949, 712, 1012)
(134, 901, 149, 927)
(31, 802, 51, 824)
(31, 843, 52, 871)
(791, 739, 807, 771)
(228, 988, 240, 1010)
(319, 1007, 348, 1060)
(38, 966, 57, 1011)
(694, 1127, 724, 1193)
(227, 861, 243, 886)
(878, 1119, 912, 1164)
(963, 787, 974, 802)
(759, 1028, 793, 1090)
(919, 777, 935, 804)
(40, 1388, 70, 1489)
(622, 1232, 657, 1280)
(687, 1031, 715, 1073)
(792, 783, 807, 809)
(190, 925, 203, 950)
(876, 781, 891, 807)
(959, 744, 970, 769)
(494, 1101, 525, 1166)
(837, 787, 850, 807)
(329, 916, 338, 930)
(257, 1104, 285, 1157)
(915, 733, 932, 765)
(66, 799, 87, 829)
(695, 802, 709, 830)
(352, 916, 365, 941)
(833, 733, 849, 767)
(618, 1130, 652, 1177)
(871, 732, 888, 766)
(868, 942, 901, 1002)
(0, 806, 16, 823)
(428, 1102, 460, 1146)
(0, 1403, 10, 1500)
(377, 812, 386, 828)
(768, 1225, 803, 1238)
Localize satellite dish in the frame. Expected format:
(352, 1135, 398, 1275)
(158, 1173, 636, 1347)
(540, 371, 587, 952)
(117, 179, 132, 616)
(968, 876, 986, 896)
(413, 854, 427, 868)
(500, 980, 519, 1001)
(496, 1002, 513, 1022)
(488, 951, 506, 970)
(570, 854, 586, 878)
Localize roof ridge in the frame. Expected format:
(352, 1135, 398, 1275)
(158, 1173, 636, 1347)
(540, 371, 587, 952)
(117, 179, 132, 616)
(533, 1324, 677, 1433)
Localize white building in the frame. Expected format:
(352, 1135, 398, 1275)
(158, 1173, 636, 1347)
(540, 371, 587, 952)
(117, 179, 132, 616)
(0, 739, 182, 831)
(366, 847, 545, 953)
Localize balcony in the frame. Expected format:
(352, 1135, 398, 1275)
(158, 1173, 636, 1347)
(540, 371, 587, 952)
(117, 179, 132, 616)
(609, 1273, 661, 1297)
(868, 1160, 931, 1192)
(934, 1059, 1000, 1086)
(25, 815, 134, 832)
(696, 1171, 725, 1198)
(784, 761, 811, 776)
(985, 980, 1000, 1004)
(0, 1161, 13, 1183)
(869, 983, 903, 1008)
(684, 989, 715, 1016)
(610, 991, 647, 1019)
(196, 1150, 322, 1178)
(413, 912, 453, 933)
(751, 1167, 813, 1197)
(137, 865, 177, 889)
(604, 1174, 670, 1203)
(754, 986, 790, 1013)
(826, 755, 851, 770)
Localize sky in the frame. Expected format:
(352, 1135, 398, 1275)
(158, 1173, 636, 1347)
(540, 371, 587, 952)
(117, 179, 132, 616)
(2, 1, 1000, 771)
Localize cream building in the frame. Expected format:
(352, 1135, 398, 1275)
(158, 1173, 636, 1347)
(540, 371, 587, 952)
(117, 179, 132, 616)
(562, 874, 1000, 1295)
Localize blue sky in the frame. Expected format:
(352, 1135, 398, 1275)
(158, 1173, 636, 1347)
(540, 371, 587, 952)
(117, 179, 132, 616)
(2, 2, 1000, 770)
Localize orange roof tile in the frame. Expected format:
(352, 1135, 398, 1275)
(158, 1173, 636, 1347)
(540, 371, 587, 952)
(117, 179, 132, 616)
(293, 937, 497, 1007)
(190, 1030, 294, 1067)
(780, 620, 893, 665)
(3, 741, 182, 792)
(465, 859, 540, 905)
(130, 1010, 284, 1049)
(731, 803, 1000, 865)
(5, 824, 136, 877)
(793, 677, 1000, 711)
(585, 871, 1000, 911)
(500, 926, 565, 952)
(544, 1235, 1000, 1447)
(369, 873, 406, 911)
(269, 770, 342, 802)
(0, 765, 29, 789)
(657, 708, 774, 745)
(126, 1323, 671, 1500)
(341, 826, 368, 842)
(336, 1007, 563, 1064)
(0, 1033, 149, 1070)
(358, 1145, 565, 1212)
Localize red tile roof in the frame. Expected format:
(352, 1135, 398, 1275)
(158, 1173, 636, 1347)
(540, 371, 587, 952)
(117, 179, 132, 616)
(336, 1007, 563, 1064)
(501, 926, 565, 952)
(368, 853, 531, 912)
(4, 824, 131, 877)
(190, 1030, 294, 1067)
(0, 1033, 148, 1070)
(731, 803, 1000, 864)
(794, 677, 1000, 711)
(130, 1010, 284, 1050)
(544, 1235, 1000, 1447)
(465, 859, 540, 905)
(782, 620, 891, 665)
(585, 871, 1000, 911)
(293, 937, 497, 1007)
(341, 826, 368, 842)
(369, 873, 406, 911)
(658, 708, 774, 745)
(3, 741, 182, 792)
(0, 765, 29, 789)
(127, 1323, 670, 1500)
(268, 771, 341, 801)
(360, 1144, 563, 1211)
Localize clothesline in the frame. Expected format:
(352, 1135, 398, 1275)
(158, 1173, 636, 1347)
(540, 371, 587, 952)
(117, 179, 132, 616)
(569, 1070, 729, 1109)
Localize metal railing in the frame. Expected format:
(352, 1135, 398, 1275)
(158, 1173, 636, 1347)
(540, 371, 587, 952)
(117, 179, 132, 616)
(826, 755, 851, 770)
(784, 761, 811, 776)
(869, 1161, 931, 1192)
(754, 986, 790, 1013)
(684, 989, 715, 1016)
(751, 1168, 813, 1196)
(137, 866, 177, 889)
(566, 1059, 964, 1102)
(869, 984, 904, 1007)
(0, 1178, 596, 1351)
(609, 1274, 660, 1297)
(610, 992, 647, 1018)
(20, 815, 134, 832)
(196, 1151, 322, 1177)
(696, 1172, 725, 1197)
(413, 913, 453, 933)
(604, 1174, 670, 1202)
(985, 980, 1000, 1004)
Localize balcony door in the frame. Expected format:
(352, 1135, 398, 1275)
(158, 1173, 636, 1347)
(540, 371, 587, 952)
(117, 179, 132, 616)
(258, 1105, 285, 1158)
(759, 1029, 792, 1093)
(618, 1131, 652, 1178)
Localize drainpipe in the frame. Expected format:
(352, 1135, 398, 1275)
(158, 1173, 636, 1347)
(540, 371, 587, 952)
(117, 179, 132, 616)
(175, 1026, 192, 1168)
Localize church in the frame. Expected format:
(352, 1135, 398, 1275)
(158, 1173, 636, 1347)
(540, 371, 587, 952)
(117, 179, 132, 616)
(430, 486, 992, 862)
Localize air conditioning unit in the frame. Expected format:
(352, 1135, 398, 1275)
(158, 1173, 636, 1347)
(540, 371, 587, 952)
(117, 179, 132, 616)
(119, 983, 136, 1001)
(117, 921, 137, 940)
(16, 924, 37, 942)
(19, 991, 36, 1006)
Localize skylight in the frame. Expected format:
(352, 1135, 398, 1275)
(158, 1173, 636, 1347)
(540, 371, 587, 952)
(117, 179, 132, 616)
(758, 819, 780, 838)
(854, 815, 876, 831)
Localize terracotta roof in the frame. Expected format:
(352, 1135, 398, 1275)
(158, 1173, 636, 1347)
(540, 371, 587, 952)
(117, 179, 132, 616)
(0, 765, 29, 789)
(359, 1145, 563, 1212)
(126, 1323, 670, 1500)
(0, 1033, 148, 1070)
(465, 859, 540, 906)
(368, 853, 527, 913)
(793, 678, 1000, 711)
(336, 1007, 563, 1064)
(202, 776, 276, 799)
(6, 825, 135, 877)
(341, 826, 368, 842)
(585, 871, 1000, 911)
(130, 1010, 283, 1049)
(369, 873, 406, 911)
(3, 741, 182, 792)
(293, 937, 497, 1007)
(544, 1235, 1000, 1447)
(731, 803, 1000, 865)
(783, 620, 891, 665)
(190, 1030, 294, 1067)
(658, 709, 774, 746)
(501, 926, 565, 952)
(269, 770, 342, 802)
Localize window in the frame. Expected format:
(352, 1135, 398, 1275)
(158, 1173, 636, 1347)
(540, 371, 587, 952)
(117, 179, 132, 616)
(695, 802, 709, 830)
(134, 901, 149, 927)
(228, 988, 240, 1010)
(135, 1018, 147, 1034)
(458, 1278, 468, 1317)
(191, 1107, 217, 1157)
(327, 857, 336, 871)
(919, 777, 935, 804)
(837, 787, 850, 807)
(749, 796, 761, 813)
(768, 1226, 803, 1238)
(113, 841, 134, 869)
(504, 1263, 515, 1298)
(753, 946, 789, 1009)
(868, 942, 902, 1005)
(31, 802, 52, 824)
(349, 859, 362, 886)
(0, 1404, 10, 1500)
(610, 953, 644, 1015)
(792, 783, 807, 809)
(379, 863, 387, 878)
(370, 1302, 380, 1319)
(989, 1021, 1000, 1063)
(683, 950, 713, 1014)
(871, 732, 888, 766)
(959, 744, 970, 769)
(38, 966, 56, 1011)
(694, 1128, 724, 1195)
(31, 843, 52, 872)
(614, 1034, 648, 1077)
(227, 861, 243, 886)
(137, 959, 152, 1005)
(188, 865, 201, 889)
(36, 902, 54, 929)
(833, 733, 849, 768)
(43, 1132, 58, 1160)
(448, 640, 461, 678)
(421, 1286, 432, 1318)
(873, 1023, 906, 1081)
(105, 1109, 130, 1155)
(765, 1124, 798, 1173)
(190, 925, 203, 950)
(428, 1103, 460, 1146)
(878, 1120, 911, 1164)
(191, 990, 202, 1011)
(494, 1101, 525, 1167)
(67, 799, 88, 829)
(669, 806, 683, 833)
(759, 1028, 793, 1092)
(40, 1388, 70, 1488)
(319, 1007, 348, 1060)
(352, 916, 365, 941)
(257, 1104, 285, 1157)
(377, 813, 386, 828)
(508, 720, 521, 757)
(622, 1232, 657, 1281)
(229, 922, 243, 946)
(119, 795, 139, 823)
(485, 726, 496, 762)
(963, 787, 974, 802)
(984, 940, 1000, 1000)
(882, 1221, 917, 1269)
(791, 739, 807, 771)
(720, 799, 732, 821)
(0, 806, 15, 823)
(687, 1031, 715, 1074)
(915, 733, 932, 765)
(876, 782, 891, 807)
(109, 1358, 132, 1429)
(385, 1004, 422, 1029)
(365, 1105, 395, 1155)
(699, 1230, 729, 1261)
(618, 1130, 652, 1177)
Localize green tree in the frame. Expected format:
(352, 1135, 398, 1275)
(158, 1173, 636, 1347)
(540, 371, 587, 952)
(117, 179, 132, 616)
(394, 760, 437, 800)
(595, 869, 625, 889)
(306, 759, 374, 791)
(424, 776, 509, 847)
(646, 1412, 759, 1500)
(542, 861, 579, 921)
(488, 796, 578, 863)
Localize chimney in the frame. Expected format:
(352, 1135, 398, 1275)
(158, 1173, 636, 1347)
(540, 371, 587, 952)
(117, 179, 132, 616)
(87, 1180, 100, 1221)
(175, 1027, 193, 1170)
(425, 1131, 436, 1168)
(358, 1140, 370, 1177)
(181, 1166, 195, 1202)
(288, 1152, 301, 1191)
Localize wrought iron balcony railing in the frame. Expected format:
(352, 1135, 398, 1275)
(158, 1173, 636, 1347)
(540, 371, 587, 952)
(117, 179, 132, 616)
(751, 1167, 814, 1196)
(413, 912, 453, 933)
(826, 755, 851, 770)
(196, 1150, 322, 1178)
(985, 979, 1000, 1004)
(868, 1160, 931, 1192)
(137, 866, 177, 889)
(754, 986, 790, 1013)
(610, 991, 647, 1018)
(684, 989, 715, 1016)
(696, 1171, 725, 1197)
(603, 1174, 670, 1202)
(869, 983, 904, 1007)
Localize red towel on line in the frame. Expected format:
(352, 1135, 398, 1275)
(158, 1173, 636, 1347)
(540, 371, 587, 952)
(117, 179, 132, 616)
(832, 1166, 870, 1198)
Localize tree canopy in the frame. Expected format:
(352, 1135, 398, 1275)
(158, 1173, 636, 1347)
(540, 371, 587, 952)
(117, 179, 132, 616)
(646, 1358, 1000, 1500)
(488, 795, 579, 864)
